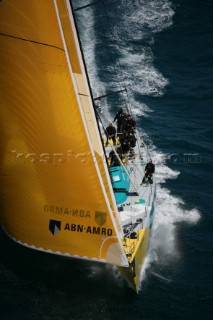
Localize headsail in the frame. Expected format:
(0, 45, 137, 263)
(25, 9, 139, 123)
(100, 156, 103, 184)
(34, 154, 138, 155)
(0, 0, 128, 266)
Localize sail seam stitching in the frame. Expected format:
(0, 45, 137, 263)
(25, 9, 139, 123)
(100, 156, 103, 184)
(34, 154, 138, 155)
(0, 32, 64, 51)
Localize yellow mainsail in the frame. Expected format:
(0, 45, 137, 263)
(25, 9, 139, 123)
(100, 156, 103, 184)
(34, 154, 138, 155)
(0, 0, 128, 266)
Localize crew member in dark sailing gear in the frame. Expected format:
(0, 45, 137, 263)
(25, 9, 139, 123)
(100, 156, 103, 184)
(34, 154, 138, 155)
(120, 131, 131, 153)
(123, 115, 136, 133)
(113, 108, 125, 133)
(106, 123, 116, 146)
(129, 133, 137, 148)
(141, 159, 155, 184)
(108, 147, 123, 167)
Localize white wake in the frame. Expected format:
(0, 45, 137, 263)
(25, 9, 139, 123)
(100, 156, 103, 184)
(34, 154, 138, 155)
(75, 0, 201, 289)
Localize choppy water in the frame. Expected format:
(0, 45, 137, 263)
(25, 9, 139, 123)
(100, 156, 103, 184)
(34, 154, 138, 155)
(0, 0, 212, 319)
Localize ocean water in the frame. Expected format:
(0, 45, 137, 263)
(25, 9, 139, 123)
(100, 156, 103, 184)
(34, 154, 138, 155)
(0, 0, 212, 319)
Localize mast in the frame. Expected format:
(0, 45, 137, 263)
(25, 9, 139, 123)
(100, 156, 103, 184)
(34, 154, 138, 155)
(54, 0, 124, 237)
(69, 0, 109, 167)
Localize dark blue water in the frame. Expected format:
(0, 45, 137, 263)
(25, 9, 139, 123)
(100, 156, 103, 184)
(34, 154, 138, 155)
(1, 0, 212, 319)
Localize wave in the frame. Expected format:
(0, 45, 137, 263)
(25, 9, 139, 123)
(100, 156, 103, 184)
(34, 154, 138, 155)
(138, 146, 201, 288)
(75, 0, 201, 287)
(109, 0, 174, 96)
(76, 0, 174, 98)
(117, 0, 174, 35)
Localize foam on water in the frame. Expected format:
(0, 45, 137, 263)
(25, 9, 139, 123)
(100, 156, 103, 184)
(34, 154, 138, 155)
(118, 49, 169, 96)
(111, 0, 174, 96)
(76, 0, 173, 98)
(130, 102, 153, 117)
(75, 0, 201, 288)
(138, 147, 201, 288)
(118, 0, 174, 35)
(75, 7, 107, 98)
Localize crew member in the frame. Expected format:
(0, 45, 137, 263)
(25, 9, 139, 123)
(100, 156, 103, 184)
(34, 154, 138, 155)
(106, 123, 116, 146)
(123, 115, 136, 133)
(108, 148, 122, 167)
(120, 131, 131, 153)
(113, 108, 125, 133)
(129, 133, 137, 148)
(141, 159, 155, 184)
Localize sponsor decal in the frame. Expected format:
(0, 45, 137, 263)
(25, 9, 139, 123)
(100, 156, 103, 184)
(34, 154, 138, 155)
(95, 211, 107, 226)
(44, 205, 91, 218)
(64, 223, 113, 236)
(48, 220, 113, 236)
(119, 203, 131, 207)
(49, 220, 61, 236)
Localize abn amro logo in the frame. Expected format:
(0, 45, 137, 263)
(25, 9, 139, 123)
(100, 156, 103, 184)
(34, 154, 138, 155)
(49, 220, 61, 236)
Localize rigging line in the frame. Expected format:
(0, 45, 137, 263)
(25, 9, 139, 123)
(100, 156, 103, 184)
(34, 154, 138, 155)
(0, 32, 64, 51)
(102, 0, 131, 110)
(96, 102, 112, 123)
(74, 0, 105, 12)
(96, 92, 128, 126)
(94, 88, 127, 101)
(94, 3, 129, 111)
(67, 1, 126, 242)
(102, 0, 125, 80)
(96, 97, 146, 199)
(96, 100, 147, 194)
(107, 139, 140, 195)
(135, 130, 145, 160)
(147, 184, 153, 207)
(131, 163, 143, 179)
(123, 85, 133, 115)
(70, 1, 109, 168)
(99, 108, 146, 178)
(140, 185, 149, 199)
(95, 6, 118, 76)
(131, 162, 145, 180)
(99, 107, 140, 172)
(99, 116, 140, 195)
(76, 1, 130, 115)
(144, 140, 152, 160)
(74, 2, 126, 110)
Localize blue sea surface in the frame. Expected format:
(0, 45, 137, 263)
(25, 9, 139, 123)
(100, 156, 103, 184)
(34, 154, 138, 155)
(0, 0, 212, 319)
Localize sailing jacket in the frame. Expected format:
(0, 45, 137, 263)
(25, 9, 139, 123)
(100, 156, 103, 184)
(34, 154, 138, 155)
(106, 125, 116, 136)
(145, 163, 155, 174)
